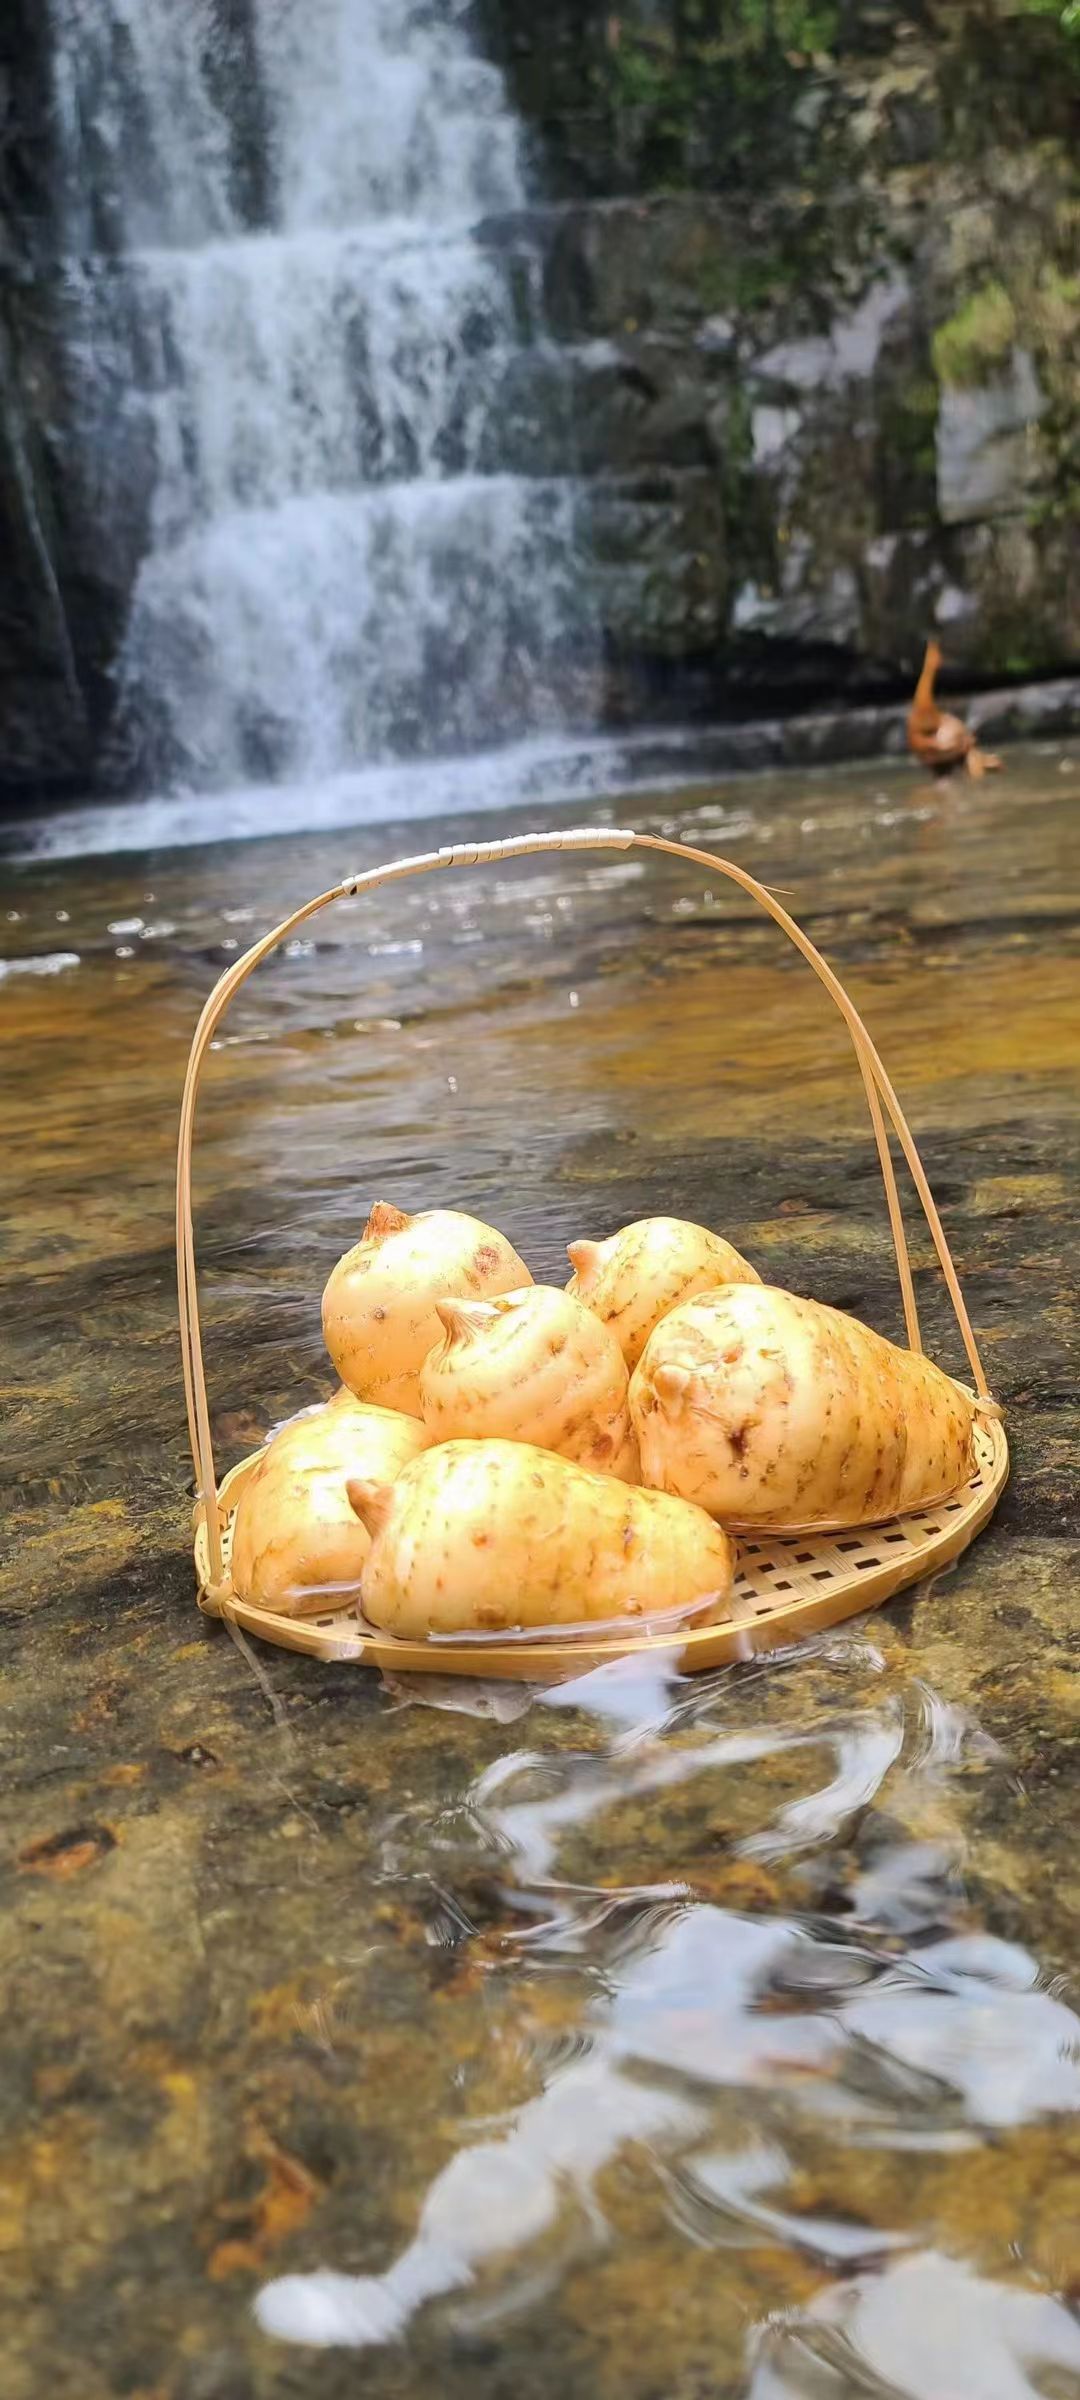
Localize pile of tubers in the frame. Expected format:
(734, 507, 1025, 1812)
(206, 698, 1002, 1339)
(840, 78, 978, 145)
(227, 1203, 978, 1641)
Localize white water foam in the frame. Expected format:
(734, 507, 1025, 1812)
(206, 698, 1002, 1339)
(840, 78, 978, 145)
(1, 727, 739, 863)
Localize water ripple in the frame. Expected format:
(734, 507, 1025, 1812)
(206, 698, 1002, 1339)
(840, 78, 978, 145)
(256, 1634, 1080, 2359)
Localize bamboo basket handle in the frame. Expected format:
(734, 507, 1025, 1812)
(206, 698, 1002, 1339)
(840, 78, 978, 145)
(177, 829, 994, 1590)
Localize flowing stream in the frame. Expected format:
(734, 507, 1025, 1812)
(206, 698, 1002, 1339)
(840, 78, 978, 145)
(2, 754, 1077, 2392)
(52, 0, 591, 798)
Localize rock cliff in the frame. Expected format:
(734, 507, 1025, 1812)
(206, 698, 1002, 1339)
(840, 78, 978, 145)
(0, 0, 1077, 796)
(478, 0, 1080, 718)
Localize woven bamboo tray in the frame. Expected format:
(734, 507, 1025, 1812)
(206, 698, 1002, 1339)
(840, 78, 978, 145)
(178, 827, 1008, 1677)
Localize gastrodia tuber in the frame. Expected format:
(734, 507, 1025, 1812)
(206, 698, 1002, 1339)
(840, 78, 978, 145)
(348, 1439, 735, 1638)
(567, 1214, 760, 1370)
(419, 1285, 639, 1480)
(631, 1282, 976, 1532)
(229, 1394, 427, 1615)
(322, 1202, 531, 1416)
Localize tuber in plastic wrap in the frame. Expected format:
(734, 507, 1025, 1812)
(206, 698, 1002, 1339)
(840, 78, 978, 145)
(567, 1214, 759, 1369)
(632, 1282, 976, 1532)
(348, 1438, 735, 1639)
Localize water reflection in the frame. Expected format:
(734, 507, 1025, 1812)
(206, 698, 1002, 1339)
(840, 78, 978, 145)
(749, 2252, 1080, 2400)
(255, 1638, 1080, 2359)
(662, 2141, 910, 2265)
(257, 2056, 700, 2347)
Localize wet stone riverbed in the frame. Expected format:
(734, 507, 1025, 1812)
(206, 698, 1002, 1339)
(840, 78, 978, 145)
(1, 751, 1078, 2398)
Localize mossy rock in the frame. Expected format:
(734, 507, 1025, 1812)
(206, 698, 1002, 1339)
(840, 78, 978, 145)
(933, 283, 1018, 390)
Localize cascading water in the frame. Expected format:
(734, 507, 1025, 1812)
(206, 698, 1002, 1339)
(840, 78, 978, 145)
(52, 0, 593, 807)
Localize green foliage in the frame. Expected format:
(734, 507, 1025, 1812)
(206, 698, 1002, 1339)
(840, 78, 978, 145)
(1025, 266, 1080, 521)
(1032, 262, 1080, 334)
(932, 283, 1017, 389)
(933, 266, 1078, 381)
(605, 1, 842, 188)
(686, 0, 841, 50)
(878, 375, 939, 517)
(930, 258, 1079, 525)
(1018, 0, 1080, 31)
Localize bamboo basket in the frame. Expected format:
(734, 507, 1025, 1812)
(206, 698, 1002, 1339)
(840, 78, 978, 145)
(178, 827, 1008, 1678)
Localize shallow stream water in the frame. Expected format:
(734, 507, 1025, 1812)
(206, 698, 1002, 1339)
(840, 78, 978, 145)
(1, 750, 1078, 2397)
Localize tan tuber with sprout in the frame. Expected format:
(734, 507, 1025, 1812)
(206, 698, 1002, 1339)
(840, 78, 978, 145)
(419, 1284, 639, 1479)
(631, 1282, 977, 1533)
(567, 1214, 760, 1370)
(322, 1202, 532, 1416)
(348, 1438, 735, 1639)
(230, 1393, 428, 1616)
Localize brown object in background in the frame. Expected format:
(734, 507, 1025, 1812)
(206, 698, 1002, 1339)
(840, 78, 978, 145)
(907, 640, 1002, 779)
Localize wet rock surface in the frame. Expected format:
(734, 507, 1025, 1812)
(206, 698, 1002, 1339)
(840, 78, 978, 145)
(1, 758, 1078, 2394)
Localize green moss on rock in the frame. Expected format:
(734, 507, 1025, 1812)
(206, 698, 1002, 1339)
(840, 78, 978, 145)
(933, 283, 1017, 390)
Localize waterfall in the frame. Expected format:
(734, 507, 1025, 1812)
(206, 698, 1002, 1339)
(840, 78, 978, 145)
(52, 0, 592, 799)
